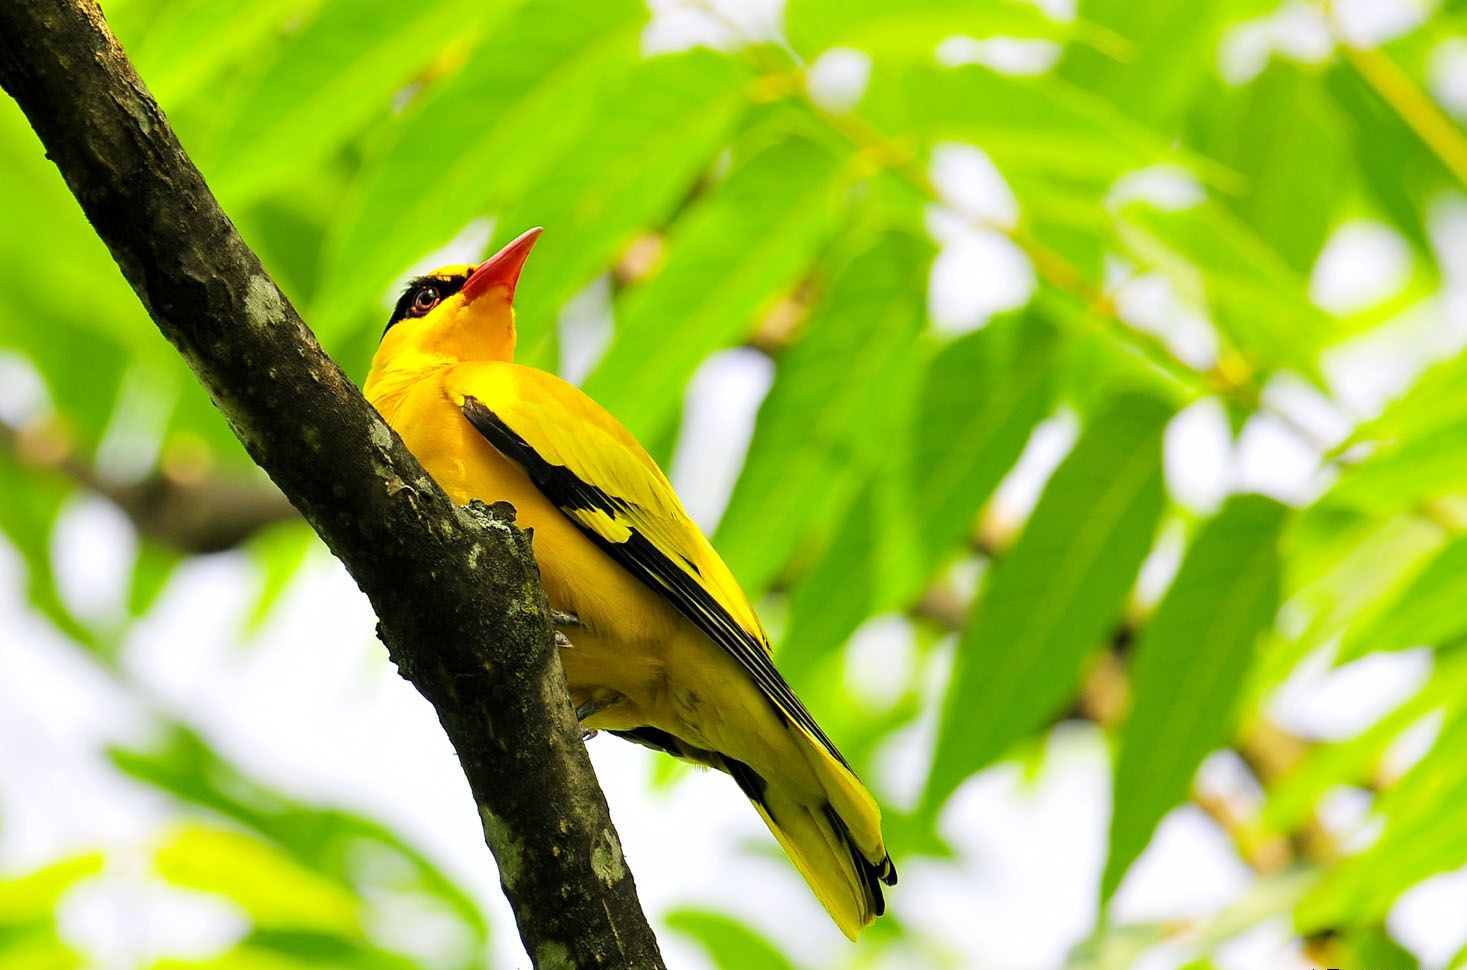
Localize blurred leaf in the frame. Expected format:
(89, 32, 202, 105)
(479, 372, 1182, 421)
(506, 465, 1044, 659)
(1185, 63, 1350, 275)
(1297, 702, 1467, 931)
(156, 826, 362, 933)
(128, 541, 180, 618)
(1103, 494, 1286, 900)
(203, 0, 482, 201)
(713, 229, 931, 593)
(1339, 533, 1467, 658)
(924, 392, 1171, 811)
(664, 908, 803, 970)
(1056, 0, 1256, 130)
(0, 854, 102, 924)
(909, 313, 1060, 574)
(490, 49, 754, 361)
(584, 136, 849, 441)
(786, 0, 1064, 60)
(156, 930, 425, 970)
(111, 724, 487, 945)
(1325, 61, 1452, 261)
(778, 471, 903, 688)
(1116, 199, 1330, 380)
(777, 311, 1061, 681)
(862, 63, 1220, 189)
(1324, 419, 1467, 516)
(119, 0, 317, 105)
(244, 523, 316, 634)
(0, 452, 91, 646)
(1343, 930, 1421, 970)
(317, 0, 646, 337)
(1261, 650, 1467, 833)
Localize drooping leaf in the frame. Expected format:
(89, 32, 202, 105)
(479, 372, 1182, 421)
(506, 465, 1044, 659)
(712, 229, 931, 593)
(1116, 199, 1331, 381)
(1103, 494, 1286, 900)
(1184, 63, 1351, 275)
(664, 909, 804, 970)
(908, 313, 1060, 574)
(1057, 0, 1237, 131)
(583, 136, 849, 442)
(118, 0, 318, 106)
(111, 723, 488, 945)
(861, 63, 1218, 190)
(1338, 533, 1467, 658)
(202, 0, 484, 201)
(316, 0, 646, 338)
(155, 826, 363, 934)
(1261, 650, 1467, 834)
(488, 49, 755, 360)
(1297, 702, 1467, 932)
(776, 312, 1061, 680)
(924, 392, 1171, 811)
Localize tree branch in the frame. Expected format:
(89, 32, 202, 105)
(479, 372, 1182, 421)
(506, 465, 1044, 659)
(0, 3, 665, 967)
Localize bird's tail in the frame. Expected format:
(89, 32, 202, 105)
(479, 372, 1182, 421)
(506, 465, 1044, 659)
(722, 748, 896, 940)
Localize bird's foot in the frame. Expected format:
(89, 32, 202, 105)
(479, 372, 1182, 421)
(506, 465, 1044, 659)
(575, 699, 599, 740)
(554, 630, 573, 649)
(574, 694, 624, 742)
(551, 609, 580, 627)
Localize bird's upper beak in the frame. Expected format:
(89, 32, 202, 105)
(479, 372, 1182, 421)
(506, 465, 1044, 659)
(462, 226, 543, 305)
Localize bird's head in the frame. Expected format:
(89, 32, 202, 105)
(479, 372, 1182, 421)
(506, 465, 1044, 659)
(372, 226, 542, 369)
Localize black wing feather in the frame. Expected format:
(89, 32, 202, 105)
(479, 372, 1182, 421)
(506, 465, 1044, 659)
(461, 395, 850, 770)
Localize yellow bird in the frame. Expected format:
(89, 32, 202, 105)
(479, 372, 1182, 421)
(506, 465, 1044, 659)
(364, 227, 894, 938)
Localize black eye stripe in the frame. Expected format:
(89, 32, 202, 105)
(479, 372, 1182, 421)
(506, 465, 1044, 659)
(384, 272, 470, 333)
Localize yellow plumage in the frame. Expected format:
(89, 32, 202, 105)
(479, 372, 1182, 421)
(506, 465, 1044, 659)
(363, 231, 893, 938)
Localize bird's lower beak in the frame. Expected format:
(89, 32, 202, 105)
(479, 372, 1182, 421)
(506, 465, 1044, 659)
(462, 226, 543, 305)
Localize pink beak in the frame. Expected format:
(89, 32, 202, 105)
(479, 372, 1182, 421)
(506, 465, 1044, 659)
(462, 226, 543, 305)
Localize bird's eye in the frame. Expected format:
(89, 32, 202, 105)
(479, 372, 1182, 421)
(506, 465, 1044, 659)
(410, 286, 440, 315)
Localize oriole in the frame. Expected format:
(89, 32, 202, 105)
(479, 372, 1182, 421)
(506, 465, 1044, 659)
(364, 227, 894, 937)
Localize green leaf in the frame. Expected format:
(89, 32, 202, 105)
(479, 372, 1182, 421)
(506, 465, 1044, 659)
(1261, 650, 1467, 833)
(489, 49, 754, 360)
(156, 826, 363, 934)
(1184, 63, 1351, 275)
(712, 229, 931, 593)
(664, 909, 803, 970)
(1338, 533, 1467, 658)
(120, 0, 317, 106)
(1297, 702, 1467, 931)
(909, 313, 1060, 575)
(111, 723, 488, 945)
(0, 855, 103, 925)
(776, 312, 1061, 681)
(862, 63, 1216, 188)
(583, 135, 849, 441)
(786, 0, 1065, 60)
(202, 0, 483, 201)
(1102, 494, 1286, 900)
(0, 452, 91, 647)
(1325, 61, 1452, 261)
(924, 392, 1171, 811)
(1324, 419, 1467, 516)
(316, 0, 646, 337)
(1116, 199, 1331, 380)
(244, 523, 316, 634)
(1057, 0, 1234, 130)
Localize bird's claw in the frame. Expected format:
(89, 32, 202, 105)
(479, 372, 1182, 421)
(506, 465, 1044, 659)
(575, 700, 600, 742)
(554, 630, 572, 649)
(551, 609, 580, 627)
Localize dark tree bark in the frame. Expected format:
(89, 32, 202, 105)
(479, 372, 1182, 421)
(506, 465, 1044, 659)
(0, 2, 666, 967)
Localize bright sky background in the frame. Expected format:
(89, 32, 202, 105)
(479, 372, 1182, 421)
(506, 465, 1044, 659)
(5, 0, 1467, 968)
